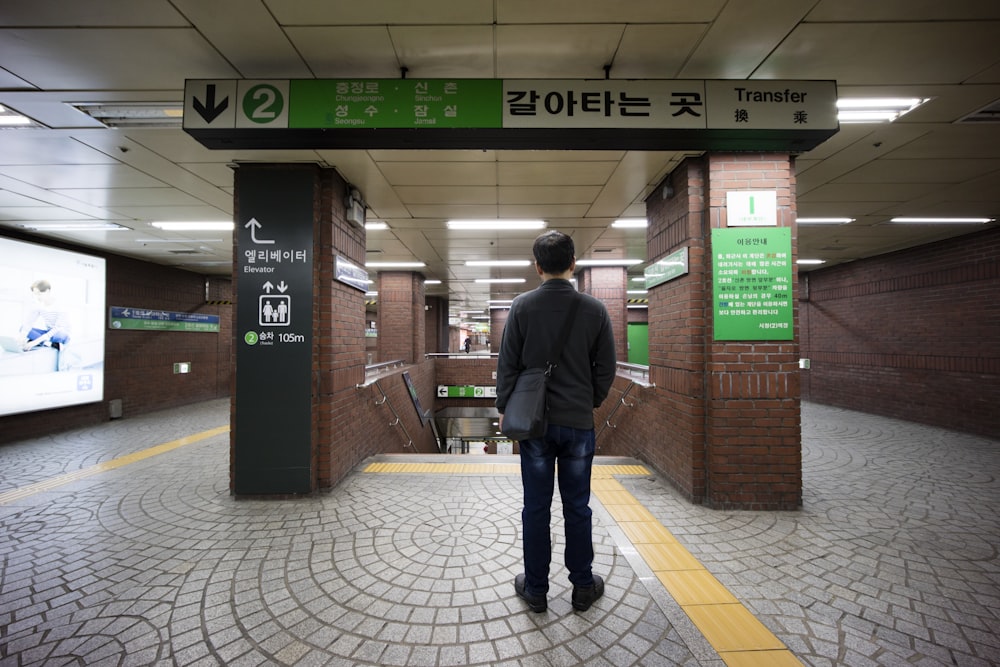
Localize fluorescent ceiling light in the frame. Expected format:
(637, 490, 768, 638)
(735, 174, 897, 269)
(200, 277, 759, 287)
(364, 291, 378, 297)
(836, 97, 928, 124)
(73, 102, 184, 128)
(612, 218, 648, 228)
(631, 277, 647, 282)
(19, 221, 128, 231)
(366, 261, 426, 268)
(837, 97, 924, 108)
(889, 217, 993, 224)
(575, 258, 643, 267)
(447, 219, 546, 230)
(135, 237, 224, 243)
(365, 222, 388, 230)
(797, 259, 826, 265)
(488, 299, 514, 304)
(475, 278, 525, 284)
(424, 279, 442, 285)
(151, 221, 234, 231)
(627, 290, 648, 295)
(797, 217, 854, 225)
(0, 104, 43, 129)
(465, 260, 532, 267)
(627, 305, 649, 309)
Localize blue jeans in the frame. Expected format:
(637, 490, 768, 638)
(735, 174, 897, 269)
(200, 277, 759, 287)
(519, 423, 596, 595)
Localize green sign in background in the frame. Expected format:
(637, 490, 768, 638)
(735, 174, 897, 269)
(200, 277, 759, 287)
(289, 79, 502, 129)
(712, 227, 793, 340)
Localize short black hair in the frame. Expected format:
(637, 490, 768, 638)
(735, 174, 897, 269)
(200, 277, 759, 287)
(533, 231, 575, 274)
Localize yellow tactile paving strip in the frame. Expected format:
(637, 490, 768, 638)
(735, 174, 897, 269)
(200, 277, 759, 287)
(366, 460, 803, 667)
(0, 426, 229, 506)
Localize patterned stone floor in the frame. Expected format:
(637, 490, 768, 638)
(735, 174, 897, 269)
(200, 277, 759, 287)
(0, 399, 997, 666)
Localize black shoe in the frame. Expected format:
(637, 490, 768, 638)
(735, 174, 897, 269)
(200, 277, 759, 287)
(514, 574, 547, 612)
(572, 574, 604, 611)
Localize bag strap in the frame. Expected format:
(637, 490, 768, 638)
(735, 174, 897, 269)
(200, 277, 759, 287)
(545, 293, 581, 376)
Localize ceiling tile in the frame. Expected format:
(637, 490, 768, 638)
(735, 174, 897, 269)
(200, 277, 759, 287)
(0, 28, 239, 89)
(756, 22, 1000, 85)
(496, 25, 624, 78)
(285, 27, 399, 78)
(389, 26, 496, 78)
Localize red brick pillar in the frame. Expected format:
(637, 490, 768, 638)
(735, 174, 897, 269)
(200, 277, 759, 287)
(424, 295, 448, 354)
(314, 167, 368, 487)
(377, 272, 426, 364)
(490, 306, 509, 352)
(577, 266, 627, 362)
(645, 153, 801, 510)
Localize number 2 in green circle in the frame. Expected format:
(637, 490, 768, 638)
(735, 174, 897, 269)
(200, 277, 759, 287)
(244, 331, 259, 345)
(243, 84, 284, 124)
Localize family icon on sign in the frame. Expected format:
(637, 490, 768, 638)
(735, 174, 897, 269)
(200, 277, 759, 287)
(259, 295, 291, 326)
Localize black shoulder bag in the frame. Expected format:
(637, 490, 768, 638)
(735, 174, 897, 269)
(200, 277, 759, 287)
(500, 294, 581, 441)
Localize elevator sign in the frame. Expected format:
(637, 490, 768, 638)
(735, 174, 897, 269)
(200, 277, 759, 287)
(234, 166, 315, 495)
(184, 79, 838, 152)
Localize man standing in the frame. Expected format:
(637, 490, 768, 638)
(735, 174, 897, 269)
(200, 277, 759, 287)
(496, 230, 617, 613)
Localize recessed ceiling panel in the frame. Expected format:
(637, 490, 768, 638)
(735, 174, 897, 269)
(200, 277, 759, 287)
(0, 164, 165, 190)
(498, 0, 725, 23)
(756, 22, 1000, 85)
(612, 24, 709, 79)
(395, 186, 496, 205)
(381, 163, 497, 187)
(496, 25, 624, 79)
(499, 186, 602, 205)
(51, 188, 205, 208)
(0, 134, 119, 166)
(498, 162, 618, 186)
(834, 159, 1000, 185)
(0, 28, 239, 89)
(389, 26, 495, 78)
(285, 27, 399, 78)
(264, 0, 494, 24)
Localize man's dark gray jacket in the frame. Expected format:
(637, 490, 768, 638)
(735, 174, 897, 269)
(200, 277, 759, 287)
(495, 279, 617, 431)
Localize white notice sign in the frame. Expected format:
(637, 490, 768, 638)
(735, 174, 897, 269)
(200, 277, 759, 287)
(727, 191, 777, 227)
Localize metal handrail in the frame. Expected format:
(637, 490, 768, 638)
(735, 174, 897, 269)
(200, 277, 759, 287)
(424, 352, 499, 359)
(370, 379, 415, 450)
(616, 361, 652, 385)
(596, 380, 640, 446)
(358, 359, 407, 386)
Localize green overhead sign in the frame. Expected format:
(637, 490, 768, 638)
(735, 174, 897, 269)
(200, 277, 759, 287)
(184, 78, 838, 151)
(290, 79, 502, 128)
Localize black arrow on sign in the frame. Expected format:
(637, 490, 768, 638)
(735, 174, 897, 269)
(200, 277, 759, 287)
(192, 84, 229, 123)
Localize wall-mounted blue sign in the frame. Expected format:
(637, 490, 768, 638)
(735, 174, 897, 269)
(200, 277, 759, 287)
(109, 307, 219, 332)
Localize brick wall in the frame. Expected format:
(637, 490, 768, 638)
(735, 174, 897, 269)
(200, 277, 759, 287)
(642, 159, 709, 501)
(378, 272, 425, 364)
(434, 355, 500, 411)
(800, 225, 1000, 438)
(107, 261, 232, 417)
(1, 235, 232, 444)
(579, 266, 628, 361)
